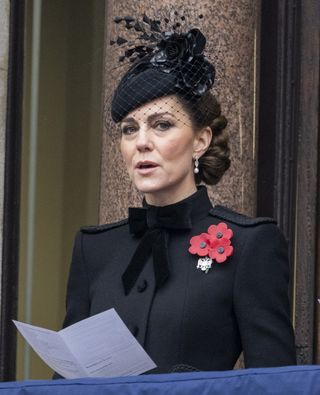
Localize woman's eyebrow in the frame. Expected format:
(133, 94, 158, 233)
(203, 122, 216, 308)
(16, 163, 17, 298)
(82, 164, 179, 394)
(121, 112, 177, 126)
(147, 112, 177, 122)
(120, 117, 137, 124)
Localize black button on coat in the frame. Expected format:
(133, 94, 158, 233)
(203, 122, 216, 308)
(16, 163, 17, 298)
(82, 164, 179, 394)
(62, 187, 296, 373)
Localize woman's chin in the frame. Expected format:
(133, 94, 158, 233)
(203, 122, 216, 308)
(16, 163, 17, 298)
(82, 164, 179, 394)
(134, 182, 164, 195)
(132, 175, 172, 195)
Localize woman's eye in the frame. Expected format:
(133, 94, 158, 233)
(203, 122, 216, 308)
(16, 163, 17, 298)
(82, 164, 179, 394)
(154, 121, 172, 131)
(121, 125, 137, 135)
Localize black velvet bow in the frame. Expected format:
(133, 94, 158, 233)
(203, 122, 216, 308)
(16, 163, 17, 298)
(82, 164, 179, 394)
(122, 202, 192, 295)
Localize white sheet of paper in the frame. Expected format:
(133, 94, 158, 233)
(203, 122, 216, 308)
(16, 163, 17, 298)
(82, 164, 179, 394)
(13, 309, 156, 379)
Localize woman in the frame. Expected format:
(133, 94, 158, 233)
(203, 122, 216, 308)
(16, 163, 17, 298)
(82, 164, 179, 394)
(61, 21, 296, 373)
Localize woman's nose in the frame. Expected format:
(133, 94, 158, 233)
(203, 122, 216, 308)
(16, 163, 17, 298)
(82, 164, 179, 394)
(135, 129, 153, 151)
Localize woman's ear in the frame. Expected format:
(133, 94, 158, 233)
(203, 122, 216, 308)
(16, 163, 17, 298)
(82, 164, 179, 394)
(193, 127, 212, 158)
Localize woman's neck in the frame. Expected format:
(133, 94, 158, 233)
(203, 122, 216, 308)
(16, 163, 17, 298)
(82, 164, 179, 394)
(144, 184, 198, 207)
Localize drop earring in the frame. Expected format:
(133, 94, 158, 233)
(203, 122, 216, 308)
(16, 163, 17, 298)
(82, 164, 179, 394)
(194, 157, 199, 174)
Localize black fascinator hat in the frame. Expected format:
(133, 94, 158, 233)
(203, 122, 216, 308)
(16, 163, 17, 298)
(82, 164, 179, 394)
(111, 15, 215, 123)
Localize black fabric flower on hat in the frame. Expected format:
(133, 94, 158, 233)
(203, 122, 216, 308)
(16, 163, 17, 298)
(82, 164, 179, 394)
(178, 57, 215, 97)
(110, 16, 216, 122)
(149, 29, 214, 97)
(151, 29, 206, 66)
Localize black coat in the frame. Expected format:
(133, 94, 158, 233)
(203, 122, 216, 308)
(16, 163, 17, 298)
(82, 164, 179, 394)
(62, 187, 296, 373)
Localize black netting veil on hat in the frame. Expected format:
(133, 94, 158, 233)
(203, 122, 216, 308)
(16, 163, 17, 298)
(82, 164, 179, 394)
(110, 15, 216, 124)
(112, 67, 177, 123)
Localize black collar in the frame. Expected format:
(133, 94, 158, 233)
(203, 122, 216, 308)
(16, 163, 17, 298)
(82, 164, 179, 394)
(129, 186, 213, 233)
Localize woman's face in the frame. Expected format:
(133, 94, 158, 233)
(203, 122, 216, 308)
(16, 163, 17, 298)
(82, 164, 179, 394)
(120, 95, 211, 205)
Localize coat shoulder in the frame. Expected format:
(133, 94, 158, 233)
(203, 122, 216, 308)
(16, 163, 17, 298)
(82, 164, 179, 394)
(80, 218, 128, 234)
(209, 205, 277, 227)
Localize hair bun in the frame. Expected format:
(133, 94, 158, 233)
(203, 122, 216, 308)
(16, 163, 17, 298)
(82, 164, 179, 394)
(180, 92, 231, 185)
(211, 115, 228, 133)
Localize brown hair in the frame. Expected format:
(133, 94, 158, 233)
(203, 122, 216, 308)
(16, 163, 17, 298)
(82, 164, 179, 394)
(179, 92, 231, 185)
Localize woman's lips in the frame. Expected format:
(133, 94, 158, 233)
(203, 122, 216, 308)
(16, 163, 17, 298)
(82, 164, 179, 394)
(135, 161, 159, 175)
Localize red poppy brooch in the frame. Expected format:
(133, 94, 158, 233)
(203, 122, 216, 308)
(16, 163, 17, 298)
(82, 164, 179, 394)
(188, 222, 234, 273)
